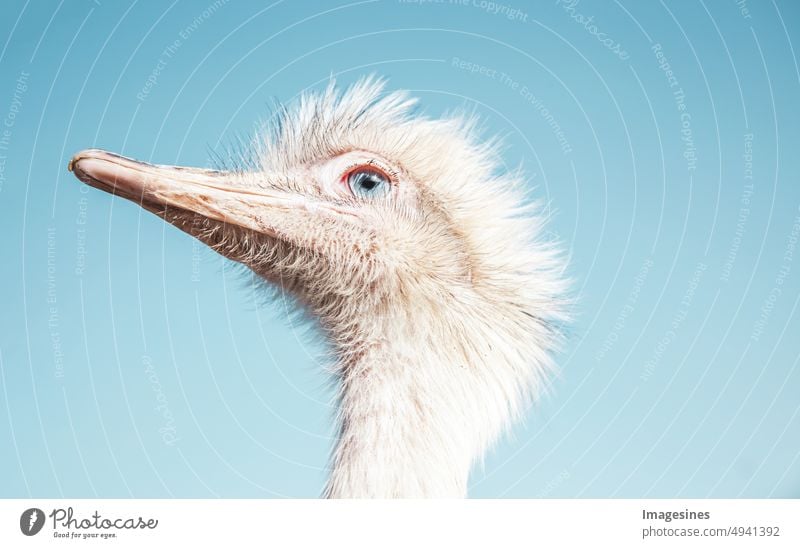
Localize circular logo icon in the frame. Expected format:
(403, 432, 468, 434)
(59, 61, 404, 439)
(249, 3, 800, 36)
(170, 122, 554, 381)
(20, 508, 45, 536)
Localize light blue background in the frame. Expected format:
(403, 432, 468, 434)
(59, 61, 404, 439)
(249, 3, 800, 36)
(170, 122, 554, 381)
(1, 0, 798, 498)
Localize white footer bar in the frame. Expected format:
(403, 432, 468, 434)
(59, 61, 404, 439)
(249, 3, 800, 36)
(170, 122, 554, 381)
(2, 499, 797, 547)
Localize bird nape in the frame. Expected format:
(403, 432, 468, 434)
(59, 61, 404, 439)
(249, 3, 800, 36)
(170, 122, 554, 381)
(68, 77, 570, 498)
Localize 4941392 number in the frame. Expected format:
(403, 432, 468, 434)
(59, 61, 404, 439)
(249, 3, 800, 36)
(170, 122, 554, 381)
(727, 526, 780, 537)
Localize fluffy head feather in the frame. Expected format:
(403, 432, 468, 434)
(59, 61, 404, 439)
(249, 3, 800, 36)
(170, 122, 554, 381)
(254, 78, 571, 495)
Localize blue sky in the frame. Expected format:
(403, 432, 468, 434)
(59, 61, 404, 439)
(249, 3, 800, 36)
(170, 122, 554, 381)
(0, 0, 798, 498)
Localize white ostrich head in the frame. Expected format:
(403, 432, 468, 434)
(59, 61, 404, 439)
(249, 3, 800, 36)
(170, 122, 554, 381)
(69, 77, 570, 497)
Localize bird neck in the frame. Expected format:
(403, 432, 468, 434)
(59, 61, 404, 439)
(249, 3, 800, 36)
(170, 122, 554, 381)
(320, 292, 537, 498)
(323, 338, 473, 498)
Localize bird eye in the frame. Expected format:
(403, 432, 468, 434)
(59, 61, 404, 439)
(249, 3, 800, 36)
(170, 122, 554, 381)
(346, 167, 390, 199)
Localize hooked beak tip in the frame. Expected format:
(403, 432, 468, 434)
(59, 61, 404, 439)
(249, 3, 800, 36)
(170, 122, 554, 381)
(68, 148, 110, 177)
(68, 151, 85, 173)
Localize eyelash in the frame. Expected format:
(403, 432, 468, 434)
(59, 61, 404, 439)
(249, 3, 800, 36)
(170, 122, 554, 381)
(340, 162, 393, 185)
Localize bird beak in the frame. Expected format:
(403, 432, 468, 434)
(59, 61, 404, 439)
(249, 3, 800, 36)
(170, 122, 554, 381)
(68, 148, 301, 237)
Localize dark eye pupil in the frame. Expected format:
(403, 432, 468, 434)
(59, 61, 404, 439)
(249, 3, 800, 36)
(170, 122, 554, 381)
(360, 177, 378, 191)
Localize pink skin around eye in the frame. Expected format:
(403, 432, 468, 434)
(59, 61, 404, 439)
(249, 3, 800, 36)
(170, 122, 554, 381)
(316, 153, 398, 199)
(340, 165, 392, 190)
